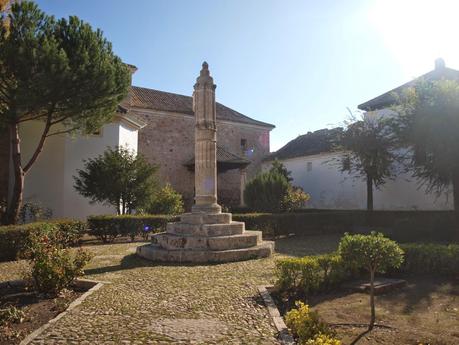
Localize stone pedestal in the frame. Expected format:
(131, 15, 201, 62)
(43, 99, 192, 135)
(136, 62, 274, 263)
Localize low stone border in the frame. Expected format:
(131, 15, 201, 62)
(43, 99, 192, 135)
(18, 278, 109, 345)
(257, 285, 295, 345)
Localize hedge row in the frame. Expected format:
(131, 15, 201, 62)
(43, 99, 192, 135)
(0, 219, 86, 262)
(233, 210, 457, 241)
(276, 243, 459, 295)
(87, 214, 180, 243)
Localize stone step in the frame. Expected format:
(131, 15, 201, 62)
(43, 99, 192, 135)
(136, 241, 274, 263)
(167, 221, 244, 237)
(180, 212, 232, 225)
(207, 231, 261, 250)
(153, 230, 261, 251)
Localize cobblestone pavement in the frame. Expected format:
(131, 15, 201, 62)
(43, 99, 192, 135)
(0, 235, 340, 344)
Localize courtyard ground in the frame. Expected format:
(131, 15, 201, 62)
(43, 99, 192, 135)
(1, 234, 457, 344)
(0, 235, 339, 344)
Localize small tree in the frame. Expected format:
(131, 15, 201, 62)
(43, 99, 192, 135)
(147, 183, 184, 215)
(244, 170, 290, 212)
(270, 158, 293, 182)
(340, 116, 397, 211)
(338, 232, 404, 330)
(393, 79, 459, 230)
(74, 147, 158, 214)
(0, 1, 130, 223)
(245, 161, 310, 212)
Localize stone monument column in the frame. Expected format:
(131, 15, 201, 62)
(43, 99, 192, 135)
(191, 62, 221, 214)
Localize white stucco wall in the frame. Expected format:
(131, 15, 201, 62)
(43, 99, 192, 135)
(262, 153, 452, 210)
(18, 118, 140, 220)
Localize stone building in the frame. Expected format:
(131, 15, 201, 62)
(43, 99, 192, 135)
(0, 65, 274, 219)
(127, 80, 275, 208)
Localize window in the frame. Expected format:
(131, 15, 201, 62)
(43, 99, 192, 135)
(241, 139, 247, 150)
(307, 162, 312, 172)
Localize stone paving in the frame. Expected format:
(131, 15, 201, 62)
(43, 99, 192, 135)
(0, 235, 340, 344)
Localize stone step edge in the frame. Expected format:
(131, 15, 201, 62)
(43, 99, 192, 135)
(156, 230, 261, 239)
(140, 240, 273, 253)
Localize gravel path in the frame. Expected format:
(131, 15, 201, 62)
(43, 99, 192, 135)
(0, 235, 340, 344)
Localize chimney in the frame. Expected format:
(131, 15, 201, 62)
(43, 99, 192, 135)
(435, 58, 445, 70)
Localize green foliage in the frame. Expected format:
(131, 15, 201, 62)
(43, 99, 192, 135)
(338, 232, 404, 274)
(340, 116, 397, 210)
(0, 306, 25, 327)
(393, 79, 459, 202)
(74, 147, 159, 215)
(270, 158, 293, 182)
(338, 232, 404, 329)
(285, 301, 336, 345)
(25, 232, 92, 294)
(283, 186, 311, 212)
(87, 214, 179, 243)
(399, 243, 459, 276)
(146, 183, 184, 215)
(0, 220, 86, 262)
(0, 1, 130, 132)
(244, 170, 290, 212)
(19, 201, 52, 224)
(245, 160, 310, 212)
(275, 253, 349, 295)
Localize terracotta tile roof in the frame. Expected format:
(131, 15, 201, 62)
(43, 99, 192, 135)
(358, 62, 459, 111)
(264, 127, 343, 161)
(128, 86, 275, 128)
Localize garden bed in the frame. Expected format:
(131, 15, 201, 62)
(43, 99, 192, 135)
(0, 279, 101, 345)
(269, 276, 459, 345)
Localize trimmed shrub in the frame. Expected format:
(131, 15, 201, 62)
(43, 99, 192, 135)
(26, 231, 92, 294)
(87, 214, 180, 243)
(285, 301, 337, 344)
(0, 220, 87, 262)
(399, 243, 459, 276)
(146, 184, 184, 215)
(275, 253, 350, 295)
(244, 171, 290, 212)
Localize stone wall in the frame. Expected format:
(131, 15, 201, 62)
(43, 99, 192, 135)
(134, 109, 271, 210)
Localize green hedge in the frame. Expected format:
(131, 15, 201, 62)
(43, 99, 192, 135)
(276, 243, 459, 295)
(233, 210, 456, 241)
(87, 214, 180, 243)
(0, 219, 86, 262)
(275, 253, 352, 295)
(399, 243, 459, 276)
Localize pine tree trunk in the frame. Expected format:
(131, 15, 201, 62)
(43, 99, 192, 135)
(6, 123, 24, 225)
(366, 175, 374, 211)
(369, 268, 376, 330)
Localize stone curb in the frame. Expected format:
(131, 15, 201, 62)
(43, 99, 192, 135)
(257, 285, 295, 345)
(19, 278, 109, 345)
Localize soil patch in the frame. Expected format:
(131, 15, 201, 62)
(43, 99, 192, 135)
(0, 283, 87, 345)
(271, 276, 459, 345)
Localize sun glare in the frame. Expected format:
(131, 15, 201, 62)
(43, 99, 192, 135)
(368, 0, 459, 76)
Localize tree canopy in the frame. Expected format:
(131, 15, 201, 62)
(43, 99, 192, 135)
(339, 232, 404, 329)
(392, 79, 459, 203)
(74, 147, 159, 215)
(0, 1, 131, 223)
(339, 116, 398, 210)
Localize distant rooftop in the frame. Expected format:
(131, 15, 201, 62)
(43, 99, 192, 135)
(264, 127, 343, 161)
(358, 58, 459, 111)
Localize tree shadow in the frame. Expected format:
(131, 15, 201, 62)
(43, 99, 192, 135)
(379, 276, 459, 314)
(274, 234, 341, 257)
(349, 328, 372, 345)
(84, 250, 241, 276)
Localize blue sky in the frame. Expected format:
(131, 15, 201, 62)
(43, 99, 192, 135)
(36, 0, 459, 151)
